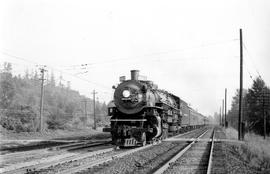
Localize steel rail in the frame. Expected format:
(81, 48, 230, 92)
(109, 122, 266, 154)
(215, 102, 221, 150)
(1, 147, 114, 174)
(1, 140, 110, 164)
(167, 127, 207, 140)
(58, 144, 154, 174)
(1, 128, 207, 174)
(153, 129, 209, 174)
(62, 141, 112, 151)
(207, 129, 215, 174)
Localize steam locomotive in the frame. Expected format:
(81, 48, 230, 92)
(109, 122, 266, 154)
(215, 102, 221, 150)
(104, 70, 208, 147)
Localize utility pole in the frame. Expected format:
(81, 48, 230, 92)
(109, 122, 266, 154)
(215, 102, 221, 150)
(225, 88, 227, 128)
(83, 99, 88, 125)
(219, 107, 221, 126)
(222, 99, 224, 127)
(39, 67, 46, 132)
(92, 90, 97, 130)
(189, 109, 191, 126)
(263, 88, 266, 139)
(239, 28, 243, 140)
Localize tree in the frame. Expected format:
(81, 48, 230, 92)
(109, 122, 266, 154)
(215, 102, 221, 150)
(50, 72, 56, 87)
(0, 63, 15, 109)
(213, 112, 220, 125)
(0, 62, 108, 132)
(245, 78, 270, 135)
(226, 89, 248, 130)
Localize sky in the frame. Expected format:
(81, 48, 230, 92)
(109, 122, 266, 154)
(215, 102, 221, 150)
(1, 0, 270, 117)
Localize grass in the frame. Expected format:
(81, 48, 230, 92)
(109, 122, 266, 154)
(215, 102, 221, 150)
(226, 127, 270, 171)
(225, 127, 238, 140)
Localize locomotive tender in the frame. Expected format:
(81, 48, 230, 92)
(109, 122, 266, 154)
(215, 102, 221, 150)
(104, 70, 207, 147)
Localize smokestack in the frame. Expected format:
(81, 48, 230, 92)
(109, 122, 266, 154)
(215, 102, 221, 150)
(131, 70, 139, 80)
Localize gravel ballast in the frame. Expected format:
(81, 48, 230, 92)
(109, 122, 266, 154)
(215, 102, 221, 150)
(79, 141, 189, 174)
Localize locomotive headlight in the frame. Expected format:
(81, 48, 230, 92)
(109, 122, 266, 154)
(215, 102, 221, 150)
(122, 90, 131, 98)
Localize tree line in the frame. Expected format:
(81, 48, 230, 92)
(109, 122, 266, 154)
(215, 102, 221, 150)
(0, 62, 109, 132)
(226, 77, 270, 136)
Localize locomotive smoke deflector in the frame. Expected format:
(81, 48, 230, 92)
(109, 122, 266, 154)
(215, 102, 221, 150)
(131, 70, 139, 80)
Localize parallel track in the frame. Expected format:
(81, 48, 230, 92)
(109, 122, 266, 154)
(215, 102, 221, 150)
(1, 127, 210, 174)
(154, 128, 215, 174)
(59, 128, 210, 174)
(0, 141, 112, 174)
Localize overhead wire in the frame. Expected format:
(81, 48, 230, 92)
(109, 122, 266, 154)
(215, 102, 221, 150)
(60, 38, 239, 69)
(242, 42, 263, 80)
(1, 38, 247, 102)
(1, 50, 112, 91)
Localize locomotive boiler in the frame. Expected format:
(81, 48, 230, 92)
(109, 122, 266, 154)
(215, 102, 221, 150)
(104, 70, 207, 147)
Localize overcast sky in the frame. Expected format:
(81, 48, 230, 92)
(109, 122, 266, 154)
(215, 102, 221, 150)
(1, 0, 270, 117)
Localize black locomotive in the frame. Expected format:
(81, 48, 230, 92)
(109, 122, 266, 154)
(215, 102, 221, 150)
(104, 70, 207, 147)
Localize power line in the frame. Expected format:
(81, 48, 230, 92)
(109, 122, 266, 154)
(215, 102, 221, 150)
(60, 38, 238, 68)
(1, 61, 74, 88)
(242, 42, 263, 80)
(2, 51, 39, 66)
(243, 60, 256, 82)
(2, 50, 112, 91)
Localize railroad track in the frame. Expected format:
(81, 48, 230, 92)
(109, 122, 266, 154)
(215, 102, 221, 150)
(56, 127, 210, 174)
(50, 139, 112, 151)
(0, 127, 210, 174)
(154, 128, 215, 174)
(0, 140, 112, 174)
(57, 144, 155, 174)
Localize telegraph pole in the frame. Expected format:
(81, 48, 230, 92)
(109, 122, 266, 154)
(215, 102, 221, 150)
(263, 88, 266, 139)
(189, 109, 191, 126)
(39, 67, 46, 132)
(225, 88, 227, 128)
(92, 90, 97, 130)
(83, 99, 88, 125)
(222, 99, 224, 127)
(239, 29, 243, 140)
(219, 107, 221, 126)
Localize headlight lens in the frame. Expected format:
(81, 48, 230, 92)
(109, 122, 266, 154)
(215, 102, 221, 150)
(122, 90, 131, 97)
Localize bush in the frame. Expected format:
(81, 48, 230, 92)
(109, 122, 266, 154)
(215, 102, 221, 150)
(46, 119, 65, 130)
(0, 116, 28, 132)
(0, 106, 37, 132)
